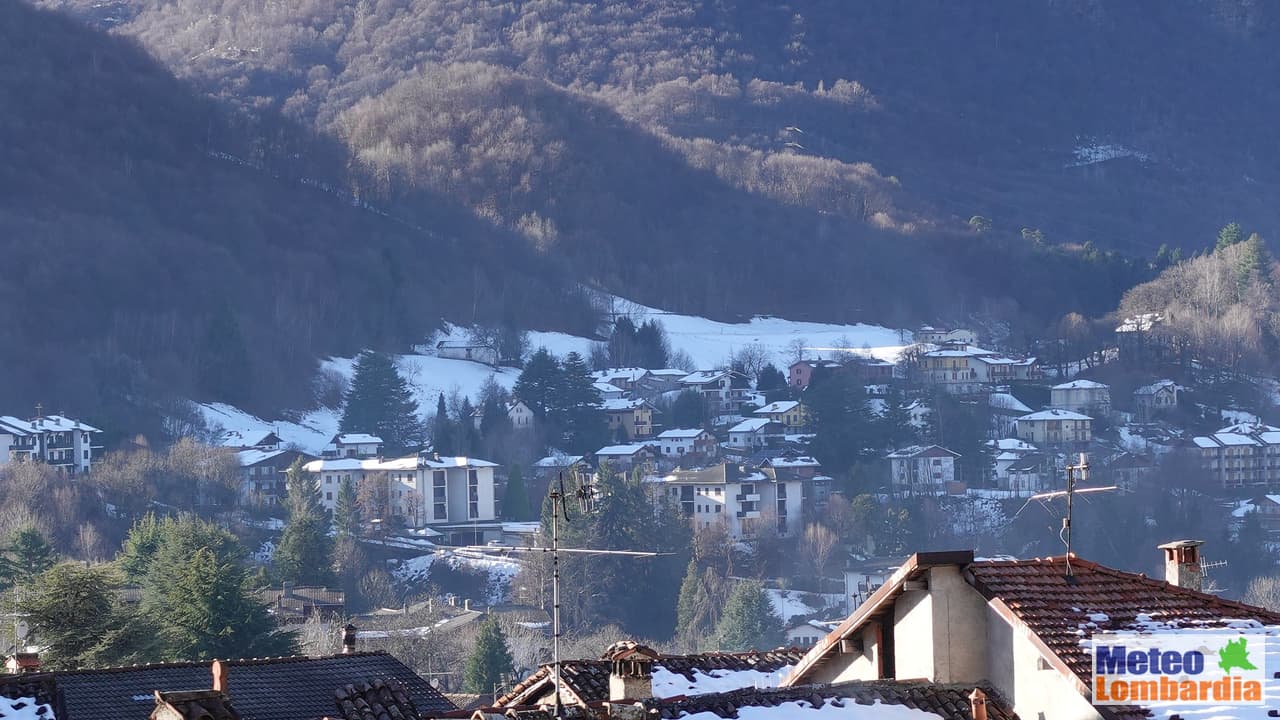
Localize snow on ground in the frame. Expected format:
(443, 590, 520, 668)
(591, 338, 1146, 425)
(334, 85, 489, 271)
(1222, 408, 1261, 426)
(680, 700, 944, 720)
(1067, 139, 1150, 167)
(436, 295, 908, 371)
(652, 666, 792, 698)
(394, 553, 436, 583)
(393, 550, 520, 604)
(199, 402, 339, 455)
(765, 589, 821, 622)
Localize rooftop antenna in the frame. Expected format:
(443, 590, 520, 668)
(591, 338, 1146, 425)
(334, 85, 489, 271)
(1027, 453, 1116, 578)
(459, 469, 669, 719)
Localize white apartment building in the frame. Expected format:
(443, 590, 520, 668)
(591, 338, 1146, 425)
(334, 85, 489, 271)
(653, 462, 805, 539)
(0, 414, 102, 475)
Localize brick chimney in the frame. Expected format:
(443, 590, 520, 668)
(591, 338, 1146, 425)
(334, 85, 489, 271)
(5, 652, 40, 674)
(969, 688, 988, 720)
(1158, 540, 1204, 592)
(342, 624, 358, 654)
(602, 641, 659, 702)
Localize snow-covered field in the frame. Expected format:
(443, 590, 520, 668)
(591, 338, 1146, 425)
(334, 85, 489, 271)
(392, 550, 521, 605)
(198, 295, 907, 455)
(765, 588, 822, 622)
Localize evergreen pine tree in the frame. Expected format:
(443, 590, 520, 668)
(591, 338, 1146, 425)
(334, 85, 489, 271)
(462, 617, 515, 694)
(555, 352, 608, 454)
(1217, 222, 1245, 252)
(5, 526, 57, 586)
(513, 348, 562, 416)
(341, 351, 421, 455)
(479, 394, 513, 439)
(503, 464, 532, 521)
(196, 304, 252, 405)
(756, 364, 787, 393)
(20, 563, 127, 669)
(455, 398, 480, 455)
(634, 320, 670, 369)
(671, 389, 708, 428)
(333, 477, 362, 537)
(714, 580, 783, 652)
(607, 316, 638, 366)
(431, 393, 454, 454)
(274, 461, 335, 585)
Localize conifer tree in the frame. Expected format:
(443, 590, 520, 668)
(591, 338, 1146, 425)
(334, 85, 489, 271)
(4, 527, 57, 586)
(431, 393, 454, 455)
(462, 617, 515, 694)
(513, 348, 561, 416)
(1216, 222, 1245, 252)
(274, 461, 334, 585)
(556, 352, 607, 453)
(333, 477, 361, 537)
(714, 580, 783, 652)
(20, 563, 125, 669)
(341, 350, 421, 455)
(502, 464, 532, 521)
(479, 394, 513, 438)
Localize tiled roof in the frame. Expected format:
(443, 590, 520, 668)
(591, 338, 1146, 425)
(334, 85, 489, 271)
(965, 555, 1280, 685)
(4, 652, 454, 720)
(332, 678, 420, 720)
(153, 689, 241, 720)
(494, 650, 807, 707)
(0, 675, 59, 719)
(644, 679, 1017, 720)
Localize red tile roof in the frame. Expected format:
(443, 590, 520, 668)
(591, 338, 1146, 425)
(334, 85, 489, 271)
(965, 555, 1280, 686)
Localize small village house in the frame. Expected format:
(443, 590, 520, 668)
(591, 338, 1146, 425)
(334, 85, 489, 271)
(601, 397, 655, 440)
(655, 428, 719, 462)
(885, 445, 960, 495)
(321, 433, 382, 459)
(726, 418, 785, 450)
(752, 400, 808, 429)
(788, 359, 843, 390)
(915, 326, 977, 345)
(593, 443, 660, 474)
(1133, 379, 1178, 421)
(1049, 379, 1111, 417)
(679, 369, 749, 414)
(435, 339, 499, 366)
(236, 448, 318, 507)
(1014, 408, 1092, 448)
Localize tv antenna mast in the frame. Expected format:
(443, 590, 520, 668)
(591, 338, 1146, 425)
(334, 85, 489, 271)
(1027, 453, 1116, 577)
(459, 471, 669, 719)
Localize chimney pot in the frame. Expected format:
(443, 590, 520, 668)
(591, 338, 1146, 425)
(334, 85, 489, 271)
(212, 659, 228, 693)
(969, 688, 988, 720)
(282, 581, 294, 599)
(1158, 540, 1205, 592)
(342, 624, 357, 654)
(464, 598, 471, 611)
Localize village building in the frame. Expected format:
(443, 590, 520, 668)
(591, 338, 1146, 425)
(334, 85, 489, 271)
(760, 455, 832, 510)
(1191, 421, 1280, 488)
(787, 359, 843, 390)
(654, 462, 806, 539)
(726, 418, 785, 450)
(506, 400, 535, 431)
(1049, 379, 1111, 417)
(783, 543, 1280, 720)
(655, 428, 718, 462)
(320, 433, 382, 459)
(751, 400, 808, 429)
(0, 413, 103, 475)
(600, 398, 655, 440)
(435, 339, 498, 366)
(885, 445, 961, 495)
(917, 345, 1038, 395)
(235, 448, 318, 507)
(218, 430, 282, 450)
(592, 381, 626, 400)
(915, 326, 978, 345)
(1133, 379, 1178, 421)
(592, 368, 652, 393)
(593, 443, 660, 475)
(679, 370, 749, 415)
(1014, 408, 1092, 448)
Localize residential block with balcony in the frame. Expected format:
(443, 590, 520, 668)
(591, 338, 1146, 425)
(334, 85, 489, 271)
(652, 462, 806, 539)
(0, 413, 102, 474)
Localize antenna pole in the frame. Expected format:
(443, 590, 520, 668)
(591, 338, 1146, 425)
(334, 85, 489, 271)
(551, 474, 564, 720)
(1064, 453, 1088, 576)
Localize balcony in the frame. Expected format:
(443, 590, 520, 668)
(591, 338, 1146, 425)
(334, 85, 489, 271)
(736, 510, 762, 520)
(735, 493, 761, 502)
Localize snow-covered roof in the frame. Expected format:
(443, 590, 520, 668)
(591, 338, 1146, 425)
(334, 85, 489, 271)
(333, 433, 383, 445)
(1115, 312, 1162, 332)
(729, 418, 774, 434)
(886, 445, 960, 459)
(219, 429, 279, 448)
(420, 455, 499, 469)
(987, 438, 1038, 452)
(305, 455, 497, 472)
(754, 401, 800, 415)
(593, 368, 651, 383)
(533, 454, 584, 468)
(988, 393, 1032, 414)
(1017, 409, 1092, 422)
(649, 368, 690, 378)
(658, 428, 708, 440)
(1218, 422, 1280, 435)
(1134, 379, 1177, 395)
(765, 456, 821, 468)
(436, 340, 488, 349)
(600, 398, 650, 411)
(304, 458, 382, 472)
(595, 443, 655, 457)
(235, 448, 289, 467)
(593, 381, 624, 394)
(0, 414, 102, 435)
(1052, 379, 1109, 390)
(680, 370, 731, 384)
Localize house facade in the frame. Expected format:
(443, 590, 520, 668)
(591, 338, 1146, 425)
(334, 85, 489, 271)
(726, 418, 785, 450)
(656, 428, 719, 462)
(752, 400, 808, 429)
(1049, 379, 1111, 416)
(679, 370, 749, 415)
(918, 346, 1038, 395)
(1015, 409, 1092, 447)
(885, 445, 960, 495)
(601, 398, 655, 440)
(0, 414, 102, 475)
(1192, 422, 1280, 488)
(783, 545, 1280, 720)
(321, 433, 382, 459)
(654, 462, 806, 539)
(1133, 379, 1178, 421)
(435, 340, 499, 366)
(236, 448, 318, 507)
(788, 359, 842, 390)
(507, 400, 535, 431)
(594, 443, 660, 474)
(915, 327, 977, 345)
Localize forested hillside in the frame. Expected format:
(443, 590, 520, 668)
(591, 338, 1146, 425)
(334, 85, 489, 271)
(0, 2, 593, 432)
(34, 0, 1215, 325)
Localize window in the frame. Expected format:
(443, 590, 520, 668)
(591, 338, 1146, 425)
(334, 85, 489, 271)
(468, 469, 480, 519)
(433, 471, 447, 520)
(326, 492, 333, 501)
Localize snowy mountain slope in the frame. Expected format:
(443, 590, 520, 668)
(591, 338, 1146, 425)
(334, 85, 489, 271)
(199, 297, 908, 455)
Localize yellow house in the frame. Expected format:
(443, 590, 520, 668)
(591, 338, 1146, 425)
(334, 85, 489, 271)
(752, 400, 808, 429)
(602, 398, 655, 439)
